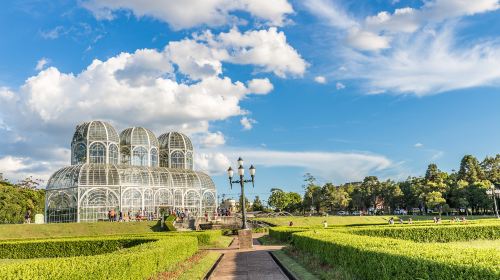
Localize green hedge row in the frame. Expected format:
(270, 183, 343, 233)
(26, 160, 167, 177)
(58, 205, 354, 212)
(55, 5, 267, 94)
(352, 223, 500, 242)
(0, 237, 152, 259)
(268, 227, 310, 243)
(292, 230, 500, 280)
(164, 230, 222, 246)
(0, 236, 198, 280)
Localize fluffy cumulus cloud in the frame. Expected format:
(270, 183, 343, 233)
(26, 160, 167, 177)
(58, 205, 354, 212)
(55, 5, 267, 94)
(81, 0, 294, 29)
(304, 0, 500, 95)
(240, 117, 257, 130)
(0, 26, 306, 181)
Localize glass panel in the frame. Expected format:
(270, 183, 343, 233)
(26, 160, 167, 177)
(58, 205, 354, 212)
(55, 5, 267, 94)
(132, 147, 148, 166)
(171, 151, 184, 169)
(109, 144, 119, 165)
(89, 143, 106, 164)
(150, 148, 158, 167)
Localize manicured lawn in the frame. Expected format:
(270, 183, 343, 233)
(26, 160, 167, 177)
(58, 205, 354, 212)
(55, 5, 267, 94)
(272, 250, 319, 280)
(0, 221, 161, 240)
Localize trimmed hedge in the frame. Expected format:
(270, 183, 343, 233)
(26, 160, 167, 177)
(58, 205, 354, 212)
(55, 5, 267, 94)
(164, 215, 177, 231)
(352, 223, 500, 242)
(292, 230, 500, 280)
(0, 236, 198, 280)
(268, 227, 310, 243)
(165, 230, 222, 246)
(0, 237, 152, 259)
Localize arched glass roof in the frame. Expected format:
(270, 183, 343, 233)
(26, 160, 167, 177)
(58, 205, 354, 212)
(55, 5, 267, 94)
(158, 132, 193, 151)
(47, 164, 215, 190)
(72, 121, 119, 144)
(120, 127, 159, 147)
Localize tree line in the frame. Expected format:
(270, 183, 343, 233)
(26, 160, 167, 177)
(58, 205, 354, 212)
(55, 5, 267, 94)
(0, 176, 45, 223)
(262, 154, 499, 215)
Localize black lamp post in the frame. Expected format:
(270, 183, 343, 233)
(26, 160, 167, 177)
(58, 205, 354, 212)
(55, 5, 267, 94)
(227, 157, 255, 229)
(486, 184, 500, 219)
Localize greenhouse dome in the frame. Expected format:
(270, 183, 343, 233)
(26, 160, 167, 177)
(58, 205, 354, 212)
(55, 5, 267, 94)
(45, 121, 217, 223)
(158, 132, 194, 170)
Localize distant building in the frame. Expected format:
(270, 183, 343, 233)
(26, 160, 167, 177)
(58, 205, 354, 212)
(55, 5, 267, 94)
(45, 121, 217, 223)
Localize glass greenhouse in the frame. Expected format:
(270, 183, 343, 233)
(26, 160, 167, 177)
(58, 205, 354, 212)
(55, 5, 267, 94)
(45, 121, 217, 223)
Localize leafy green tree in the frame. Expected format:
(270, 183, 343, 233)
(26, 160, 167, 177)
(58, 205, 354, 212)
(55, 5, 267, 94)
(426, 191, 446, 215)
(0, 180, 45, 224)
(268, 188, 290, 211)
(321, 183, 350, 212)
(252, 196, 264, 211)
(481, 155, 500, 185)
(458, 155, 485, 183)
(303, 185, 322, 212)
(285, 192, 303, 213)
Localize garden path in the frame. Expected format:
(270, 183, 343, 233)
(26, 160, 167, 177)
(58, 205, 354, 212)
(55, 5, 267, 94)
(206, 233, 288, 280)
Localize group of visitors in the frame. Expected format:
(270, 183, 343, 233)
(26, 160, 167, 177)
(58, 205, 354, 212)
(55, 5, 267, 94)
(107, 209, 157, 222)
(388, 217, 413, 224)
(218, 208, 232, 217)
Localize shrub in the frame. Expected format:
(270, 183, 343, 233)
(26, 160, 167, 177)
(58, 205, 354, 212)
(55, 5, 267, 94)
(292, 230, 499, 280)
(268, 227, 310, 243)
(164, 215, 177, 231)
(0, 236, 198, 280)
(352, 223, 500, 242)
(0, 237, 152, 259)
(165, 230, 222, 246)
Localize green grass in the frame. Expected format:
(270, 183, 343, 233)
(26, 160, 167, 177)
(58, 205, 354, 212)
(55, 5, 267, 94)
(177, 251, 221, 280)
(255, 215, 496, 227)
(272, 250, 319, 280)
(0, 221, 161, 240)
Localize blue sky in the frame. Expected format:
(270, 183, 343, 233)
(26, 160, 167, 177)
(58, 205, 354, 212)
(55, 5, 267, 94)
(0, 0, 499, 202)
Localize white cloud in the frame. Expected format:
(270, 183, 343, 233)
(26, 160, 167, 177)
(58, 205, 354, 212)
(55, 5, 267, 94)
(204, 28, 307, 78)
(40, 26, 65, 39)
(414, 143, 423, 148)
(0, 26, 308, 181)
(167, 28, 307, 79)
(305, 0, 500, 95)
(81, 0, 294, 30)
(314, 76, 326, 84)
(35, 58, 50, 71)
(335, 82, 346, 90)
(202, 147, 394, 182)
(194, 152, 231, 175)
(200, 132, 226, 148)
(346, 29, 391, 51)
(247, 78, 273, 94)
(240, 117, 257, 130)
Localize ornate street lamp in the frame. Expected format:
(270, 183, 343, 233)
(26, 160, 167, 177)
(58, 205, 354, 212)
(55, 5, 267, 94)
(486, 184, 500, 219)
(227, 158, 255, 229)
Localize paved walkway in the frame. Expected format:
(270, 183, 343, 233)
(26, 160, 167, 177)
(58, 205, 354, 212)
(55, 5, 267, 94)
(207, 234, 288, 280)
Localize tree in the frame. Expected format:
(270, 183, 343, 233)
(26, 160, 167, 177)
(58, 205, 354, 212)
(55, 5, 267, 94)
(0, 180, 45, 224)
(252, 196, 264, 211)
(285, 192, 302, 213)
(303, 185, 322, 212)
(268, 188, 290, 211)
(425, 191, 446, 215)
(322, 183, 350, 212)
(481, 155, 500, 186)
(458, 155, 484, 184)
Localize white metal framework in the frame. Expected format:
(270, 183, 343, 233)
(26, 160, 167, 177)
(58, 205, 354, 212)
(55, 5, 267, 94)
(46, 121, 217, 223)
(158, 132, 194, 170)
